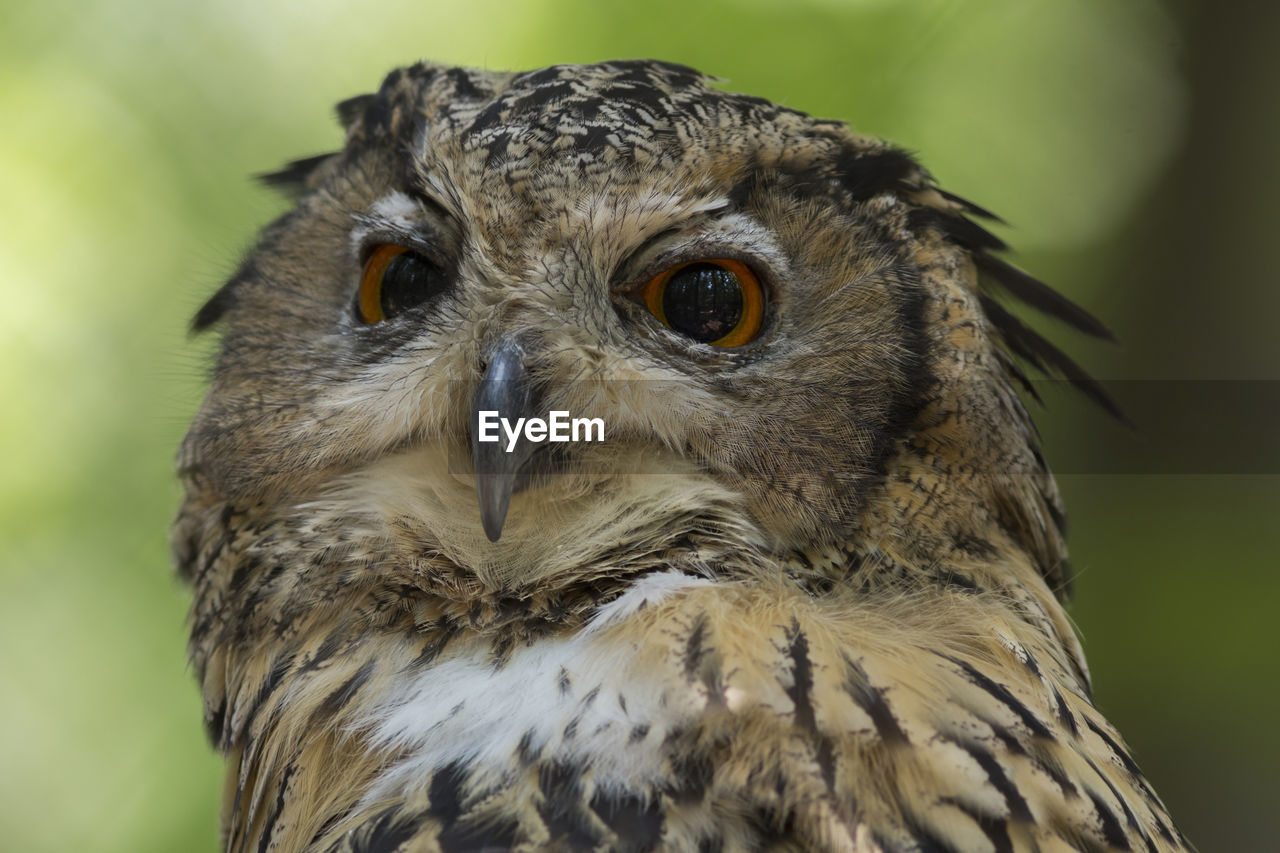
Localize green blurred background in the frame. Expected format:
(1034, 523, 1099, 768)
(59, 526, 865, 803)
(2, 0, 1276, 850)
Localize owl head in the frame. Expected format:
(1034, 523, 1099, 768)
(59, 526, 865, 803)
(179, 60, 1112, 600)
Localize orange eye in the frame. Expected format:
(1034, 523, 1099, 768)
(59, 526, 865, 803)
(356, 244, 449, 324)
(641, 259, 765, 347)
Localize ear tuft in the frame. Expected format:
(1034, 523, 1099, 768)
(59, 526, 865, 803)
(256, 153, 337, 198)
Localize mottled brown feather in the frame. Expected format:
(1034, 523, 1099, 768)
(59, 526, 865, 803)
(176, 60, 1188, 852)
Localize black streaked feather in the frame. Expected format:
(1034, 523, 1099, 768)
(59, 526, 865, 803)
(994, 349, 1043, 403)
(336, 94, 375, 129)
(359, 805, 423, 853)
(192, 278, 241, 333)
(979, 295, 1129, 425)
(936, 188, 1006, 223)
(908, 206, 1007, 252)
(256, 153, 335, 196)
(976, 253, 1114, 340)
(190, 251, 263, 330)
(832, 146, 919, 201)
(910, 192, 1122, 420)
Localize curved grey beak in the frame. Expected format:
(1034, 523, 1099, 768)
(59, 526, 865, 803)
(471, 338, 538, 542)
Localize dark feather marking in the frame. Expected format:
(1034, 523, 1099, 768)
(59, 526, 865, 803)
(557, 667, 572, 695)
(742, 795, 797, 845)
(443, 67, 487, 101)
(934, 566, 981, 593)
(315, 659, 374, 720)
(784, 621, 837, 790)
(438, 816, 520, 853)
(588, 790, 663, 853)
(257, 760, 296, 853)
(204, 697, 227, 747)
(467, 100, 508, 137)
(410, 620, 458, 670)
(511, 79, 577, 111)
(872, 260, 935, 478)
(191, 263, 251, 332)
(428, 762, 523, 853)
(998, 348, 1044, 400)
(1045, 493, 1069, 538)
(680, 612, 725, 706)
(906, 202, 1126, 422)
(1052, 687, 1080, 737)
(227, 554, 264, 596)
(537, 761, 601, 847)
(784, 621, 817, 730)
(257, 153, 335, 195)
(908, 206, 1007, 252)
(951, 739, 1032, 821)
(976, 252, 1114, 340)
(942, 654, 1055, 741)
(606, 58, 706, 86)
(1083, 716, 1168, 827)
(629, 723, 650, 744)
(979, 295, 1128, 423)
(242, 653, 294, 739)
(189, 198, 310, 332)
(727, 164, 762, 209)
(1083, 716, 1146, 781)
(1018, 648, 1043, 678)
(696, 833, 724, 853)
(1086, 754, 1158, 851)
(841, 654, 908, 745)
(228, 732, 256, 837)
(980, 714, 1028, 757)
(1028, 745, 1080, 798)
(936, 188, 1006, 223)
(359, 67, 404, 135)
(297, 628, 348, 676)
(682, 612, 710, 679)
(428, 761, 467, 824)
(951, 531, 998, 560)
(1087, 788, 1134, 851)
(359, 805, 420, 853)
(516, 729, 539, 764)
(833, 146, 919, 201)
(335, 94, 374, 129)
(812, 736, 838, 797)
(488, 631, 514, 667)
(667, 746, 714, 804)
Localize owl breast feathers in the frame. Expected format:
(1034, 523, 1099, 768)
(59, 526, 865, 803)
(175, 60, 1189, 852)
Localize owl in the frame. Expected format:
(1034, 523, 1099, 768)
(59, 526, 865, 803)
(175, 60, 1190, 852)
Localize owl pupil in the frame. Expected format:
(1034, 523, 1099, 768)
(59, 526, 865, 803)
(380, 252, 446, 319)
(662, 263, 743, 343)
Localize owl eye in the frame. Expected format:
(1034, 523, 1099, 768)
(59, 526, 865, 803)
(355, 244, 449, 324)
(641, 259, 766, 347)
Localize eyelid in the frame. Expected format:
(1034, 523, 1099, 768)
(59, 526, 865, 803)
(354, 228, 449, 269)
(617, 244, 777, 303)
(351, 202, 457, 265)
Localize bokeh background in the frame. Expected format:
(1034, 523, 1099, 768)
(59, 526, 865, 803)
(2, 0, 1276, 850)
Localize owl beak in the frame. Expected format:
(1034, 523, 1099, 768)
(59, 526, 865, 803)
(471, 337, 538, 542)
